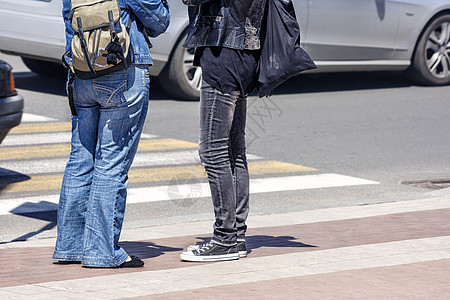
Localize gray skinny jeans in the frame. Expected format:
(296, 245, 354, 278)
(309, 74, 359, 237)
(198, 79, 250, 246)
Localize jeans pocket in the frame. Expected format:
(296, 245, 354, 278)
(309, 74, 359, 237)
(92, 72, 128, 107)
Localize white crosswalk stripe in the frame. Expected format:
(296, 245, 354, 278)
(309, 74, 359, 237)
(0, 150, 263, 175)
(21, 113, 57, 123)
(1, 132, 156, 146)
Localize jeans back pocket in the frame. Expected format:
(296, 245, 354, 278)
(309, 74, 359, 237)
(92, 72, 128, 107)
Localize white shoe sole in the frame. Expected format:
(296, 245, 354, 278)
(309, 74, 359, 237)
(187, 245, 247, 258)
(180, 251, 239, 262)
(238, 250, 248, 258)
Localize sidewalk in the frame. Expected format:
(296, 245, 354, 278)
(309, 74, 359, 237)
(0, 193, 449, 299)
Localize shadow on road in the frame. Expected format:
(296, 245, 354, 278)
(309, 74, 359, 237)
(0, 206, 57, 244)
(13, 70, 414, 101)
(13, 70, 174, 100)
(277, 70, 413, 95)
(119, 241, 183, 259)
(190, 235, 317, 255)
(14, 72, 67, 96)
(0, 168, 30, 194)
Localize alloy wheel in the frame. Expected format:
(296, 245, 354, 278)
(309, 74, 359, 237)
(425, 21, 450, 79)
(183, 48, 202, 92)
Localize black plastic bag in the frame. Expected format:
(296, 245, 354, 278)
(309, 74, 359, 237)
(256, 0, 316, 97)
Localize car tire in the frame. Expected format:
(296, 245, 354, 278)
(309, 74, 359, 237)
(21, 57, 67, 78)
(159, 31, 201, 100)
(409, 14, 450, 85)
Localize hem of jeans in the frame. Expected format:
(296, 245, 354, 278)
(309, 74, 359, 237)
(53, 253, 83, 261)
(211, 238, 237, 247)
(81, 253, 128, 268)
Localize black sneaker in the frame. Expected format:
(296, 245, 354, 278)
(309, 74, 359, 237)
(180, 242, 239, 262)
(118, 256, 144, 268)
(187, 241, 247, 258)
(237, 241, 247, 258)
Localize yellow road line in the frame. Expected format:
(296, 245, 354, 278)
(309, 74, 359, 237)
(0, 139, 198, 161)
(9, 122, 72, 134)
(0, 161, 316, 193)
(0, 144, 70, 161)
(137, 139, 197, 152)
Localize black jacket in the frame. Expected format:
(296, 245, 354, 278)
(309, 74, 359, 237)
(182, 0, 260, 49)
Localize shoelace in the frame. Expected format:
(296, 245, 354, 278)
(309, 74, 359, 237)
(196, 242, 214, 254)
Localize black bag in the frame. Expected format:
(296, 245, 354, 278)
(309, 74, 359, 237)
(256, 0, 316, 97)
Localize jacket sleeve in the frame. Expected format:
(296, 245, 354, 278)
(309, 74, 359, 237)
(127, 0, 170, 37)
(62, 0, 74, 64)
(182, 0, 216, 6)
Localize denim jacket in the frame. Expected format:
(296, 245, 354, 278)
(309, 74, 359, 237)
(182, 0, 265, 50)
(62, 0, 170, 66)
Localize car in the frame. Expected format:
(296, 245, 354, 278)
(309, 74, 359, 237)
(1, 0, 450, 100)
(0, 59, 23, 144)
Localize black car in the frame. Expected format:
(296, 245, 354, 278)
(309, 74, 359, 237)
(0, 60, 23, 144)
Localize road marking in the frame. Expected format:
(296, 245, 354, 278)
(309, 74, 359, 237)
(1, 132, 156, 146)
(0, 138, 198, 161)
(0, 150, 263, 175)
(0, 161, 316, 194)
(21, 113, 57, 123)
(0, 236, 448, 298)
(0, 174, 379, 215)
(1, 132, 73, 146)
(9, 122, 71, 134)
(126, 173, 376, 204)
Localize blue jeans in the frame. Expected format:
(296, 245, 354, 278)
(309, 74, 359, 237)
(53, 65, 150, 267)
(199, 79, 250, 246)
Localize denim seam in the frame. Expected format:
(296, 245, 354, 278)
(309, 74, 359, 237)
(208, 89, 226, 244)
(110, 73, 144, 264)
(111, 69, 148, 264)
(210, 89, 222, 210)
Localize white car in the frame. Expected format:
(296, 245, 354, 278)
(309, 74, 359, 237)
(1, 0, 450, 100)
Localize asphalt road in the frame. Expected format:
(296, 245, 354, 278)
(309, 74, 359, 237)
(1, 52, 449, 242)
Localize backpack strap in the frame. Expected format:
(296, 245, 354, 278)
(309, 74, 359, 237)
(76, 17, 97, 77)
(61, 50, 78, 117)
(67, 72, 77, 117)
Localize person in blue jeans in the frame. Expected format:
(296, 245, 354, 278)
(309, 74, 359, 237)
(180, 0, 266, 262)
(53, 0, 169, 268)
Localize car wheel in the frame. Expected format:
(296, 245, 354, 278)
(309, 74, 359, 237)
(159, 32, 202, 100)
(409, 14, 450, 85)
(21, 57, 67, 78)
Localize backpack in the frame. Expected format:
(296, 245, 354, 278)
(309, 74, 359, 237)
(68, 0, 133, 79)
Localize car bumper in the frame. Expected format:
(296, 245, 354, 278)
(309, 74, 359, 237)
(0, 93, 24, 143)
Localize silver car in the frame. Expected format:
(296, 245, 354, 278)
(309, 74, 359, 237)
(0, 0, 450, 100)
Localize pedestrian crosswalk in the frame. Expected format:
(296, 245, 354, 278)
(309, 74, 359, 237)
(1, 114, 447, 299)
(0, 113, 379, 216)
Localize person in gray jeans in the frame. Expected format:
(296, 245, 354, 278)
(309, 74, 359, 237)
(180, 0, 266, 262)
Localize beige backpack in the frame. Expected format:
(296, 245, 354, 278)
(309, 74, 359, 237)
(69, 0, 132, 79)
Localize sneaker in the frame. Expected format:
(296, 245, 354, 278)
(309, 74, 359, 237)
(187, 241, 247, 258)
(180, 242, 239, 262)
(118, 256, 144, 268)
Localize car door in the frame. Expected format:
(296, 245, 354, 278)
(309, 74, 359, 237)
(294, 0, 310, 47)
(0, 0, 65, 61)
(298, 0, 400, 61)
